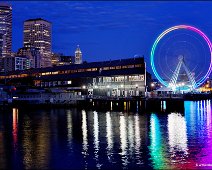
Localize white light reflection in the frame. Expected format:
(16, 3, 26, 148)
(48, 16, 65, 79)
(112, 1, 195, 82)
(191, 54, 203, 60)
(128, 116, 134, 156)
(168, 113, 188, 155)
(200, 100, 204, 119)
(67, 110, 72, 149)
(106, 112, 113, 162)
(82, 110, 88, 155)
(134, 114, 142, 165)
(119, 115, 128, 167)
(93, 111, 101, 169)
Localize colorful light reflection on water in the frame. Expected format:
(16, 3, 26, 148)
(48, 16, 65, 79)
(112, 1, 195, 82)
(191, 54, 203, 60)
(0, 101, 211, 169)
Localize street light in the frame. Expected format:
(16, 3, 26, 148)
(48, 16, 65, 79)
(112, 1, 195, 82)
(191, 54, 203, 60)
(178, 82, 184, 94)
(151, 83, 155, 91)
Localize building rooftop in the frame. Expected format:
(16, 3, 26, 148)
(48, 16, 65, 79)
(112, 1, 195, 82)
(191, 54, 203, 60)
(1, 57, 145, 76)
(0, 2, 11, 7)
(36, 67, 145, 81)
(24, 18, 51, 23)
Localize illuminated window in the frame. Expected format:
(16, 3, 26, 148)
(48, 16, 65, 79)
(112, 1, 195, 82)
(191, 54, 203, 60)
(129, 75, 144, 81)
(115, 76, 124, 82)
(103, 67, 109, 70)
(135, 64, 143, 68)
(78, 69, 85, 72)
(59, 71, 65, 74)
(103, 77, 112, 82)
(52, 71, 58, 75)
(92, 68, 97, 71)
(71, 70, 77, 73)
(111, 77, 114, 82)
(127, 65, 134, 68)
(20, 74, 28, 77)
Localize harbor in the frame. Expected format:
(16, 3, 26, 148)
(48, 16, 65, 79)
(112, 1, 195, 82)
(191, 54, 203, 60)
(0, 100, 212, 169)
(1, 1, 212, 169)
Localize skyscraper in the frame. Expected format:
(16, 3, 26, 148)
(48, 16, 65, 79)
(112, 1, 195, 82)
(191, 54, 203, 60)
(24, 18, 52, 67)
(75, 45, 82, 64)
(0, 33, 3, 59)
(0, 3, 12, 71)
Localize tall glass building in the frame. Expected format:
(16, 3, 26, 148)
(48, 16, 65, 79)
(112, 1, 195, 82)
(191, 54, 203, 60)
(24, 18, 52, 68)
(0, 3, 12, 61)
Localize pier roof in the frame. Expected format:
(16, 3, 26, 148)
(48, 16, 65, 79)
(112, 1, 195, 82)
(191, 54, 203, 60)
(1, 57, 144, 76)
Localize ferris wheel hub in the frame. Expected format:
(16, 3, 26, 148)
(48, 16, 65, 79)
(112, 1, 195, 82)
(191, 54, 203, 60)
(178, 55, 184, 61)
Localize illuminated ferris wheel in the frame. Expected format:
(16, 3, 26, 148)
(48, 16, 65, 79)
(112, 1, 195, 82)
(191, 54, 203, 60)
(150, 25, 212, 91)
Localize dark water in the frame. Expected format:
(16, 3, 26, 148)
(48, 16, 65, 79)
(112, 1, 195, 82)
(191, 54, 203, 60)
(0, 101, 212, 169)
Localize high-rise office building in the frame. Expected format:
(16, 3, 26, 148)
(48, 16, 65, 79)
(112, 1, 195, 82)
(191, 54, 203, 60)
(17, 43, 42, 69)
(24, 18, 52, 67)
(0, 33, 3, 59)
(75, 45, 82, 64)
(0, 3, 12, 71)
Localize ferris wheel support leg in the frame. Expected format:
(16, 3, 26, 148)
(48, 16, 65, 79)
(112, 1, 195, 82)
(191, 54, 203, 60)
(182, 62, 196, 89)
(169, 60, 183, 88)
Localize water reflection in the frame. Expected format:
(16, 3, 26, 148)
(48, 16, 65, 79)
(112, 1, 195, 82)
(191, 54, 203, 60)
(202, 100, 212, 164)
(168, 113, 188, 157)
(67, 110, 72, 149)
(0, 130, 6, 169)
(1, 101, 212, 169)
(82, 110, 88, 167)
(12, 108, 18, 151)
(149, 114, 167, 169)
(93, 111, 101, 169)
(119, 115, 128, 167)
(22, 112, 50, 169)
(106, 112, 113, 162)
(191, 100, 212, 165)
(206, 100, 211, 132)
(128, 115, 134, 157)
(134, 114, 142, 165)
(22, 113, 34, 169)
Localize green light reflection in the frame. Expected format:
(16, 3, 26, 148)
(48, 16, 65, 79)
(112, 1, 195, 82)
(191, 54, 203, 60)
(149, 114, 169, 169)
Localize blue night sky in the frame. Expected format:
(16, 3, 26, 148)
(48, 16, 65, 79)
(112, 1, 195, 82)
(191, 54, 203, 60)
(10, 1, 212, 74)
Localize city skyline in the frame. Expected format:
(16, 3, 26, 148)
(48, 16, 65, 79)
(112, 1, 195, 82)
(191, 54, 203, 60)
(9, 1, 212, 73)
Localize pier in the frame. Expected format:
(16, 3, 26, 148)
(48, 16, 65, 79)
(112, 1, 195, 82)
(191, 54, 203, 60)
(2, 91, 212, 113)
(80, 95, 185, 113)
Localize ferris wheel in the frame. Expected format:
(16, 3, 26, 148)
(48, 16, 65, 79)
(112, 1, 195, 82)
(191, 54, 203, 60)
(150, 25, 212, 91)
